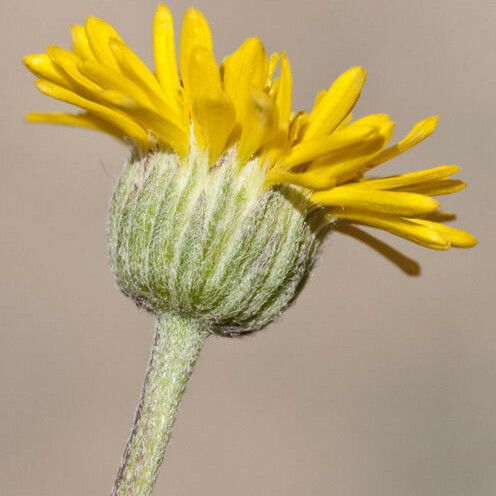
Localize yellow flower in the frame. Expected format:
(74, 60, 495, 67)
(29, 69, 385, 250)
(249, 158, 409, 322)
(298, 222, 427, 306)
(22, 8, 480, 493)
(24, 3, 476, 251)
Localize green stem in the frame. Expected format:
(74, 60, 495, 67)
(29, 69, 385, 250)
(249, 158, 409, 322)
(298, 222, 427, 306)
(111, 313, 210, 496)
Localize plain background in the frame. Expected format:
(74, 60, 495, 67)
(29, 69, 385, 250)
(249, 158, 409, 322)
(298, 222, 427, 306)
(1, 0, 495, 495)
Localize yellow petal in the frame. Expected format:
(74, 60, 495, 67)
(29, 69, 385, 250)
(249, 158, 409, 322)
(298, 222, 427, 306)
(400, 179, 466, 196)
(109, 38, 179, 118)
(266, 168, 336, 190)
(280, 125, 382, 169)
(368, 116, 438, 168)
(85, 16, 124, 70)
(353, 165, 461, 190)
(308, 118, 395, 185)
(312, 188, 439, 216)
(100, 90, 189, 155)
(275, 52, 292, 132)
(332, 209, 450, 250)
(259, 130, 290, 166)
(349, 116, 396, 153)
(186, 46, 221, 106)
(34, 79, 150, 147)
(46, 46, 102, 98)
(180, 7, 213, 103)
(193, 91, 236, 164)
(411, 219, 478, 248)
(222, 37, 268, 125)
(25, 111, 123, 140)
(153, 3, 181, 109)
(71, 25, 94, 60)
(131, 108, 189, 156)
(307, 153, 377, 187)
(78, 59, 153, 109)
(23, 53, 71, 87)
(266, 52, 280, 88)
(304, 66, 366, 140)
(287, 112, 307, 147)
(186, 45, 224, 149)
(237, 90, 278, 164)
(341, 114, 395, 156)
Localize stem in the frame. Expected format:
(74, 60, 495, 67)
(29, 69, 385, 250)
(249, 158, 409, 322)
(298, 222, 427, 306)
(112, 313, 210, 496)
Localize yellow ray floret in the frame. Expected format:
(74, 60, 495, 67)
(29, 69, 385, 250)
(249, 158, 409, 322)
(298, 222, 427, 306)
(304, 67, 366, 140)
(26, 111, 124, 140)
(85, 16, 124, 70)
(153, 3, 181, 111)
(24, 3, 477, 252)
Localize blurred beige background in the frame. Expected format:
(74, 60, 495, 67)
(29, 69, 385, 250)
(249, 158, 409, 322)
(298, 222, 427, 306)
(1, 0, 495, 495)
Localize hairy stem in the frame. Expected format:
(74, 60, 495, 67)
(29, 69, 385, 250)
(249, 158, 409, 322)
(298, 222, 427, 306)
(111, 313, 210, 496)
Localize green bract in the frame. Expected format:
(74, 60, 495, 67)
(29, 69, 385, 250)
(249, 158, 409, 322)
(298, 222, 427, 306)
(108, 144, 328, 334)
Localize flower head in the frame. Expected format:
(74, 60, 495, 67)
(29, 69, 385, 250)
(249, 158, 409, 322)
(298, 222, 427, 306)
(22, 8, 480, 493)
(24, 5, 477, 330)
(24, 4, 476, 252)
